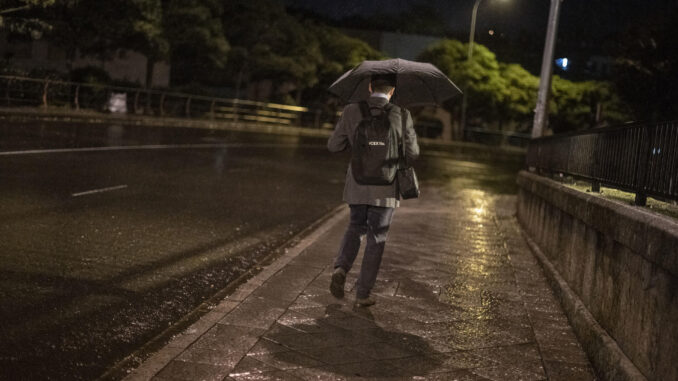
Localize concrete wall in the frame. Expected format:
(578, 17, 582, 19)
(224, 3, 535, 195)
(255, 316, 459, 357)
(516, 171, 678, 381)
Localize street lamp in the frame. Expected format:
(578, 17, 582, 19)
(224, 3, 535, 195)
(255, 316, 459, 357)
(460, 0, 506, 136)
(532, 0, 564, 138)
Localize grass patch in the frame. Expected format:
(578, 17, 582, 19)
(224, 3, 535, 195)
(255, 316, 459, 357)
(562, 180, 678, 220)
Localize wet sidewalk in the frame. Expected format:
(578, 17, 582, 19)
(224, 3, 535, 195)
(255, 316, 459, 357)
(123, 187, 596, 381)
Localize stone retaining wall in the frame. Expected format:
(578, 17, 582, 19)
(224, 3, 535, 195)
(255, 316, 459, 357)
(516, 170, 678, 381)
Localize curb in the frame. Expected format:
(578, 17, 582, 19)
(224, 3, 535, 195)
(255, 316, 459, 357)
(100, 204, 349, 381)
(518, 225, 648, 381)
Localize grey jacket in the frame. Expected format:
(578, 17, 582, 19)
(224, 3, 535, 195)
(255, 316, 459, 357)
(328, 95, 420, 208)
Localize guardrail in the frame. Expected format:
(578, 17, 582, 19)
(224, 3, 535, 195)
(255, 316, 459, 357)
(0, 75, 339, 129)
(526, 121, 678, 206)
(1, 75, 530, 147)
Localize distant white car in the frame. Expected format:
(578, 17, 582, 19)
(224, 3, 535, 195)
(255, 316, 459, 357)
(107, 92, 127, 113)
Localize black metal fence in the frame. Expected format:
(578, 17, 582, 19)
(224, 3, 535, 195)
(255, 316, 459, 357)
(526, 121, 678, 205)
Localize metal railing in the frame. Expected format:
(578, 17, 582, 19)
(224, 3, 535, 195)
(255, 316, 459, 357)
(0, 75, 340, 129)
(526, 121, 678, 205)
(1, 75, 530, 148)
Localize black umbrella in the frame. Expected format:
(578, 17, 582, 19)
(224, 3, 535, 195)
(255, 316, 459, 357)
(328, 58, 462, 107)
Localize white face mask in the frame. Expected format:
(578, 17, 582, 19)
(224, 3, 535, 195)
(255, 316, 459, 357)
(371, 92, 391, 101)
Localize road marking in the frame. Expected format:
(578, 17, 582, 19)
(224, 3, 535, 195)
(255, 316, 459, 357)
(71, 184, 128, 197)
(0, 144, 231, 156)
(0, 143, 326, 156)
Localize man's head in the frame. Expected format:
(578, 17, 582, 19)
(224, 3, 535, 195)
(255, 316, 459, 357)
(369, 74, 396, 98)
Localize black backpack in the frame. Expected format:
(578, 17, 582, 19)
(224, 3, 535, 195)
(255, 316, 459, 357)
(351, 101, 400, 185)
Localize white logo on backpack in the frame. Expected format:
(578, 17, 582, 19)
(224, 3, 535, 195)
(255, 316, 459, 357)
(368, 141, 386, 146)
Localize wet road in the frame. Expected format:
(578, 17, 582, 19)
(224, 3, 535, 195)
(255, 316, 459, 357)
(0, 121, 522, 380)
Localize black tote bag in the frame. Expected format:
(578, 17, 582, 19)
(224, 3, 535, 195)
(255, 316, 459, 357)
(397, 110, 419, 199)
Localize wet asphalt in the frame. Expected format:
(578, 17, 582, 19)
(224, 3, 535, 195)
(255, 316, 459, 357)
(0, 120, 522, 380)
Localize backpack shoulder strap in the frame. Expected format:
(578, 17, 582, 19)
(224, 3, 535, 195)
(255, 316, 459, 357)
(399, 107, 408, 168)
(358, 101, 371, 120)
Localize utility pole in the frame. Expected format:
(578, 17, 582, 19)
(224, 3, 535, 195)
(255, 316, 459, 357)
(531, 0, 563, 138)
(460, 0, 483, 138)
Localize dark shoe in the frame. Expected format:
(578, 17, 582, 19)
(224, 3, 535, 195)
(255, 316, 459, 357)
(330, 267, 346, 299)
(354, 296, 376, 307)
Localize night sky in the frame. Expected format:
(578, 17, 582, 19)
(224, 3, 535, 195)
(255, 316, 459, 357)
(282, 0, 676, 77)
(282, 0, 674, 49)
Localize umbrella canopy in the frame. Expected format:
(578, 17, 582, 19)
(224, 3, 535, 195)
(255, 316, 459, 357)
(328, 58, 462, 107)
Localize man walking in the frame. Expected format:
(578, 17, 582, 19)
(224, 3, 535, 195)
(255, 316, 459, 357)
(327, 74, 419, 307)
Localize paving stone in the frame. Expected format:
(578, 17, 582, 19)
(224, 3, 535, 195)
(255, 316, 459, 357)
(268, 331, 348, 351)
(153, 360, 230, 381)
(247, 338, 291, 356)
(410, 369, 494, 381)
(431, 350, 500, 370)
(191, 324, 263, 352)
(250, 265, 322, 302)
(212, 300, 240, 315)
(350, 341, 416, 360)
(473, 343, 546, 377)
(470, 365, 547, 381)
(229, 369, 302, 380)
(252, 350, 323, 370)
(293, 305, 351, 320)
(175, 346, 243, 368)
(331, 359, 404, 378)
(297, 345, 368, 365)
(388, 355, 447, 374)
(542, 360, 597, 381)
(230, 356, 278, 375)
(276, 310, 336, 334)
(539, 344, 592, 365)
(289, 365, 351, 380)
(265, 322, 306, 337)
(322, 315, 381, 331)
(219, 297, 288, 329)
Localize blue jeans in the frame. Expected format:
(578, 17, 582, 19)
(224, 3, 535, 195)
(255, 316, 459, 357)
(334, 204, 395, 299)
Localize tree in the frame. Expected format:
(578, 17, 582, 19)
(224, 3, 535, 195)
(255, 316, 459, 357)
(613, 7, 678, 121)
(44, 0, 168, 87)
(223, 0, 322, 103)
(125, 0, 169, 88)
(497, 63, 538, 130)
(0, 0, 54, 37)
(550, 77, 630, 133)
(163, 0, 229, 86)
(418, 39, 508, 135)
(304, 23, 383, 105)
(419, 38, 631, 136)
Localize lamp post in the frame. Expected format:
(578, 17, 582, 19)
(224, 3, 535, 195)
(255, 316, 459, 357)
(460, 0, 506, 136)
(460, 0, 482, 136)
(531, 0, 564, 138)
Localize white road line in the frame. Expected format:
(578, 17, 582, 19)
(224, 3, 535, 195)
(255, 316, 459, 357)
(71, 185, 128, 197)
(0, 143, 325, 156)
(0, 143, 231, 156)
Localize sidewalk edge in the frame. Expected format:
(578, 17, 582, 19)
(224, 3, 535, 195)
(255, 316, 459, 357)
(101, 204, 348, 381)
(518, 224, 647, 381)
